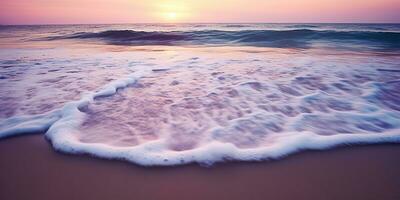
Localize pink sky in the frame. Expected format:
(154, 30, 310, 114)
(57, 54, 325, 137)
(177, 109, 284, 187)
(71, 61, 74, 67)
(1, 0, 399, 24)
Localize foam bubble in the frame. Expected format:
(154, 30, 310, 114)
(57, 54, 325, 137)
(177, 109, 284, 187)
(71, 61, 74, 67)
(1, 45, 400, 166)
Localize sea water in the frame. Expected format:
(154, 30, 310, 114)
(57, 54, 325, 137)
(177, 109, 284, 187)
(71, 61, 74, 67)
(0, 24, 399, 165)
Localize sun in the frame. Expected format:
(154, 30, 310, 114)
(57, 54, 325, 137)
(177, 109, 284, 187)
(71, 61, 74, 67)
(164, 12, 178, 21)
(155, 1, 188, 22)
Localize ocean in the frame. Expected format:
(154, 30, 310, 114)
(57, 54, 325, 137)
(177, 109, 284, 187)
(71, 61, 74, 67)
(0, 23, 399, 166)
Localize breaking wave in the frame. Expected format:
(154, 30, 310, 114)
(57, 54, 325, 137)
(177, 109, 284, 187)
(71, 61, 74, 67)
(48, 29, 400, 50)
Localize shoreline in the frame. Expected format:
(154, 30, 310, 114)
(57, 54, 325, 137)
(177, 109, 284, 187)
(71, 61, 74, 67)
(1, 134, 400, 200)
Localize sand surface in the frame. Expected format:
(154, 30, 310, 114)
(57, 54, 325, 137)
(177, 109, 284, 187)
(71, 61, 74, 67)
(1, 134, 400, 200)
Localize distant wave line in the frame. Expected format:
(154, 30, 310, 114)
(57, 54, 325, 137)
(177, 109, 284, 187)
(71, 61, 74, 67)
(45, 29, 400, 49)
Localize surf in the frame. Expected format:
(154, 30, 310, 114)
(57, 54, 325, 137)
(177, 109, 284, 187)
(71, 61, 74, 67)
(45, 29, 400, 50)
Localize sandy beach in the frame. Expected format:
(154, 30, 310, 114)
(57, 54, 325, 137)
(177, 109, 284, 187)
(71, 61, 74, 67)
(1, 2, 400, 199)
(1, 134, 399, 200)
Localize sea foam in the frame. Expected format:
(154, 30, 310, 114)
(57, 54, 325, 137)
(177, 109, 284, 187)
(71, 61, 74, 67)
(1, 47, 399, 166)
(1, 24, 400, 166)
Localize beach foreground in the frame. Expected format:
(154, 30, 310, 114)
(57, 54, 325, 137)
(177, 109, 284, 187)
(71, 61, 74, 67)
(1, 134, 399, 200)
(1, 24, 400, 166)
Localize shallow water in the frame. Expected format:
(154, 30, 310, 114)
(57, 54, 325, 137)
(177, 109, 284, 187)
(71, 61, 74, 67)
(0, 24, 399, 165)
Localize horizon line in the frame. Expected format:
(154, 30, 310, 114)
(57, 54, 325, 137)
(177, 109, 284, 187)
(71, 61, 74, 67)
(1, 22, 400, 26)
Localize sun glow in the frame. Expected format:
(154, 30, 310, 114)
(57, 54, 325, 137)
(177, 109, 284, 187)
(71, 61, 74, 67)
(164, 12, 178, 21)
(155, 1, 189, 22)
(1, 0, 398, 24)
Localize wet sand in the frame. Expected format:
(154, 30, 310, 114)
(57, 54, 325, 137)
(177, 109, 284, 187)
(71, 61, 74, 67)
(1, 134, 400, 200)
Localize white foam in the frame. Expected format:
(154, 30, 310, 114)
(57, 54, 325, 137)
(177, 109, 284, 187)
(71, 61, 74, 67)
(1, 47, 400, 166)
(0, 111, 61, 138)
(1, 66, 400, 166)
(45, 130, 400, 166)
(0, 69, 148, 138)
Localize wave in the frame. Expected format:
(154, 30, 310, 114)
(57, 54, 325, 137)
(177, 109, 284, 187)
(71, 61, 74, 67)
(47, 29, 400, 49)
(1, 61, 400, 166)
(1, 26, 400, 166)
(1, 68, 400, 166)
(285, 24, 320, 28)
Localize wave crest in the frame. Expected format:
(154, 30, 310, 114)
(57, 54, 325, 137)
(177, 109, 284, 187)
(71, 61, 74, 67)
(47, 29, 400, 50)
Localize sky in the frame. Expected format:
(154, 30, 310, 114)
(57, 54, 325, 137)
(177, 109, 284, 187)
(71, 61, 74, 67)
(0, 0, 399, 24)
